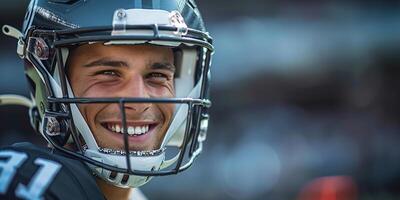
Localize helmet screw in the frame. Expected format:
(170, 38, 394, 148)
(46, 116, 61, 136)
(116, 9, 126, 19)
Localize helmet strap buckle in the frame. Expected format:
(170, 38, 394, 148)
(2, 25, 25, 58)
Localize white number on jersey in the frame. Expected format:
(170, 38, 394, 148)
(0, 150, 61, 200)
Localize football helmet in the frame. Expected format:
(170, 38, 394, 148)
(2, 0, 213, 188)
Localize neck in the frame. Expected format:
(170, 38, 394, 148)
(96, 178, 132, 200)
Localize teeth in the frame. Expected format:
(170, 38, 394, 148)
(128, 127, 134, 135)
(135, 127, 141, 134)
(115, 125, 120, 133)
(141, 126, 146, 133)
(106, 123, 150, 136)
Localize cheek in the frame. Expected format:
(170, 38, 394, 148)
(71, 75, 122, 98)
(82, 84, 121, 98)
(146, 83, 175, 98)
(159, 104, 175, 122)
(78, 104, 105, 130)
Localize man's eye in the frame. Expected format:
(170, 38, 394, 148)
(150, 73, 167, 78)
(147, 72, 169, 82)
(95, 70, 119, 77)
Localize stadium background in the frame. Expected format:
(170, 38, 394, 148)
(1, 0, 400, 199)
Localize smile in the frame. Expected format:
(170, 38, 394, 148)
(101, 123, 152, 136)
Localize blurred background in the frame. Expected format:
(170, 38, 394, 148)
(1, 0, 400, 199)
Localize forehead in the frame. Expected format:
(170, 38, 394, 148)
(67, 43, 174, 64)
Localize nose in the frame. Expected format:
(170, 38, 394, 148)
(118, 74, 151, 113)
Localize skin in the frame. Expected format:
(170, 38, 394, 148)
(67, 43, 175, 200)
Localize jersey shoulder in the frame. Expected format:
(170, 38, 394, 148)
(0, 142, 105, 200)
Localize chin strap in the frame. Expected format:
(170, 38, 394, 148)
(0, 94, 33, 108)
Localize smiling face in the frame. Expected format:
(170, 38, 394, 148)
(67, 44, 175, 151)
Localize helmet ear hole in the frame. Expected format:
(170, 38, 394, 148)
(25, 75, 40, 133)
(25, 75, 36, 96)
(29, 106, 40, 133)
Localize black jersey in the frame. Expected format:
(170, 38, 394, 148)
(0, 142, 105, 200)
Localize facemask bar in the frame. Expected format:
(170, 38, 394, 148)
(189, 49, 212, 156)
(23, 24, 213, 176)
(44, 97, 209, 176)
(52, 25, 213, 50)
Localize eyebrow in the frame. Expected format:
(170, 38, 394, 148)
(84, 58, 128, 68)
(150, 62, 176, 72)
(84, 58, 176, 72)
